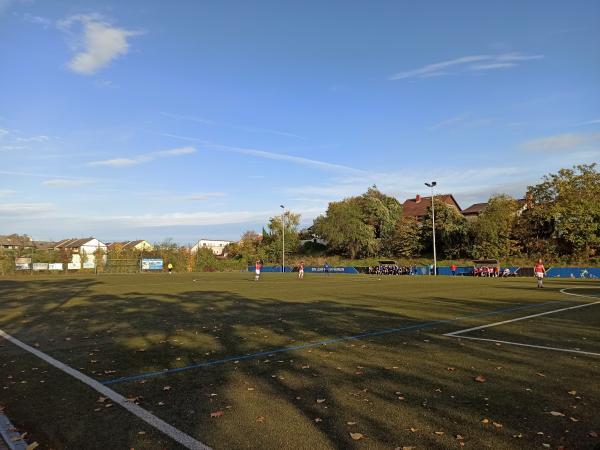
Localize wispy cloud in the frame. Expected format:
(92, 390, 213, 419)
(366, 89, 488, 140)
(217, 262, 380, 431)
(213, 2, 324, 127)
(0, 189, 16, 197)
(186, 192, 227, 201)
(0, 202, 56, 216)
(521, 133, 600, 152)
(58, 14, 143, 75)
(15, 135, 50, 143)
(579, 118, 600, 126)
(88, 146, 196, 168)
(161, 112, 305, 139)
(42, 179, 92, 187)
(206, 143, 362, 174)
(427, 113, 470, 130)
(389, 52, 543, 80)
(160, 133, 360, 173)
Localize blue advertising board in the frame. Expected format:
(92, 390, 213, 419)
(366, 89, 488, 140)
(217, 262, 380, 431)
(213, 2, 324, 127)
(142, 258, 163, 270)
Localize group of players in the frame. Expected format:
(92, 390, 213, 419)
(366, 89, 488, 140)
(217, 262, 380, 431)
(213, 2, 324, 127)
(254, 258, 548, 288)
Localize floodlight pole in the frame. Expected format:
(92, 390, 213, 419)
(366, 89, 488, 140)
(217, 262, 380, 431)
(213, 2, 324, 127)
(280, 205, 285, 274)
(425, 182, 437, 276)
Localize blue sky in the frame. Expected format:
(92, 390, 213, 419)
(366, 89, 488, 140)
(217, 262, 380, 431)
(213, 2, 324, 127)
(1, 0, 599, 244)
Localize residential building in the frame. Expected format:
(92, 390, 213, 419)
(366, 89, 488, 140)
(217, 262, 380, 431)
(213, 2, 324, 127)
(191, 239, 235, 256)
(462, 202, 488, 221)
(53, 237, 107, 265)
(402, 194, 462, 218)
(0, 234, 33, 250)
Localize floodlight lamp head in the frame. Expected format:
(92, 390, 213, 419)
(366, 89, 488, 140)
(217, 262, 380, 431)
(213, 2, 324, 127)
(280, 205, 285, 209)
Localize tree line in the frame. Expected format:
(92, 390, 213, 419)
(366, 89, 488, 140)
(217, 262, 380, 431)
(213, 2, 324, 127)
(226, 164, 600, 265)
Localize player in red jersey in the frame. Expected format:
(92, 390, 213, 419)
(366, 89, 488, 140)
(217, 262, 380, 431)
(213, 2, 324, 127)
(254, 259, 262, 281)
(534, 259, 546, 288)
(298, 261, 305, 279)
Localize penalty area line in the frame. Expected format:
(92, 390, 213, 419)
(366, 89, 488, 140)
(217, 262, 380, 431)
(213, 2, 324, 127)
(0, 329, 211, 450)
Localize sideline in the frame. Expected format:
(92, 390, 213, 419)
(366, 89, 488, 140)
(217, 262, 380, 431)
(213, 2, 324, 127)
(0, 329, 211, 450)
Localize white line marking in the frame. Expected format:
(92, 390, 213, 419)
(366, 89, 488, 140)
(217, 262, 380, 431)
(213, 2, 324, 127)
(444, 288, 600, 356)
(445, 300, 600, 337)
(448, 335, 600, 357)
(0, 329, 211, 450)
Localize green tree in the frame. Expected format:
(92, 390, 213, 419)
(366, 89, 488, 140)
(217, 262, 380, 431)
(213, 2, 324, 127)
(264, 211, 301, 262)
(421, 199, 469, 259)
(470, 195, 521, 259)
(314, 200, 378, 258)
(515, 164, 600, 260)
(389, 216, 423, 257)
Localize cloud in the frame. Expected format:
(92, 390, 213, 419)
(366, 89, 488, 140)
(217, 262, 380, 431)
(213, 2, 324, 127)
(579, 118, 600, 126)
(0, 128, 8, 139)
(521, 133, 600, 152)
(186, 192, 227, 201)
(427, 114, 470, 130)
(42, 179, 91, 187)
(389, 52, 543, 80)
(0, 202, 55, 217)
(158, 132, 359, 173)
(206, 143, 362, 173)
(161, 112, 305, 139)
(88, 146, 196, 168)
(59, 14, 142, 75)
(0, 189, 16, 197)
(15, 135, 50, 143)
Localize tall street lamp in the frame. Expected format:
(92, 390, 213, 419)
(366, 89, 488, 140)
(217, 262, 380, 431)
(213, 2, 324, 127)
(424, 182, 437, 276)
(280, 205, 285, 274)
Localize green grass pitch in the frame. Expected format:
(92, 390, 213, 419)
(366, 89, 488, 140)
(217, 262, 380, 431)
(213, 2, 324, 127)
(1, 273, 599, 449)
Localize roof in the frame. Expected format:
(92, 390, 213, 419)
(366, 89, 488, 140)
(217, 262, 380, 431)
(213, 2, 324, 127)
(0, 234, 33, 247)
(34, 241, 57, 250)
(402, 194, 462, 218)
(107, 240, 150, 250)
(54, 237, 97, 249)
(462, 202, 488, 216)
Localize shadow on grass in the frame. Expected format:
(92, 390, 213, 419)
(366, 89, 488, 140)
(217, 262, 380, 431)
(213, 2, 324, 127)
(1, 277, 599, 449)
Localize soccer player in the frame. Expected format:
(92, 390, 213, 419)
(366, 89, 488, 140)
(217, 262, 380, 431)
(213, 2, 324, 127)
(298, 261, 305, 279)
(450, 263, 457, 276)
(167, 262, 173, 275)
(254, 259, 262, 281)
(534, 259, 545, 288)
(324, 261, 330, 275)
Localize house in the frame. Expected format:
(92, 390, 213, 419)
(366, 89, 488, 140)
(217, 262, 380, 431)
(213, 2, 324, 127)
(402, 194, 462, 218)
(191, 239, 235, 256)
(462, 202, 488, 221)
(53, 237, 107, 265)
(34, 241, 58, 250)
(0, 234, 33, 250)
(107, 240, 154, 252)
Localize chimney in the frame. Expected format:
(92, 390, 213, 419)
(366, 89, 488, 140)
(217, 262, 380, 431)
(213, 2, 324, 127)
(415, 194, 421, 203)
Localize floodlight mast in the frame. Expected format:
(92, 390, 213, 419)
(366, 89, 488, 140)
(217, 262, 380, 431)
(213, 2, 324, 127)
(280, 205, 285, 274)
(424, 182, 437, 276)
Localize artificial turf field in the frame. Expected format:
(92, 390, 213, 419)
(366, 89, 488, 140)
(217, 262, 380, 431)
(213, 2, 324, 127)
(0, 273, 599, 450)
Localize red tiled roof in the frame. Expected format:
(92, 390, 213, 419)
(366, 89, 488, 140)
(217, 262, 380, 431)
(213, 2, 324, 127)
(462, 202, 488, 216)
(402, 195, 462, 218)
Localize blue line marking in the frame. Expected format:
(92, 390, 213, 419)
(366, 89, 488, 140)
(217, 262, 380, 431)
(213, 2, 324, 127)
(102, 300, 565, 386)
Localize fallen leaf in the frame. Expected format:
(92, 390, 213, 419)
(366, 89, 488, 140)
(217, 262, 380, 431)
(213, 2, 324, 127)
(589, 431, 599, 438)
(549, 411, 565, 417)
(256, 416, 265, 423)
(474, 375, 486, 383)
(409, 427, 418, 432)
(247, 387, 254, 391)
(26, 443, 39, 450)
(492, 422, 503, 428)
(314, 417, 323, 423)
(347, 421, 357, 425)
(536, 372, 546, 377)
(350, 432, 364, 440)
(316, 398, 326, 404)
(210, 411, 224, 418)
(434, 431, 444, 435)
(512, 433, 523, 438)
(568, 390, 577, 395)
(163, 385, 172, 391)
(138, 431, 146, 435)
(569, 417, 579, 422)
(481, 418, 490, 424)
(446, 367, 456, 372)
(97, 396, 107, 403)
(455, 434, 464, 440)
